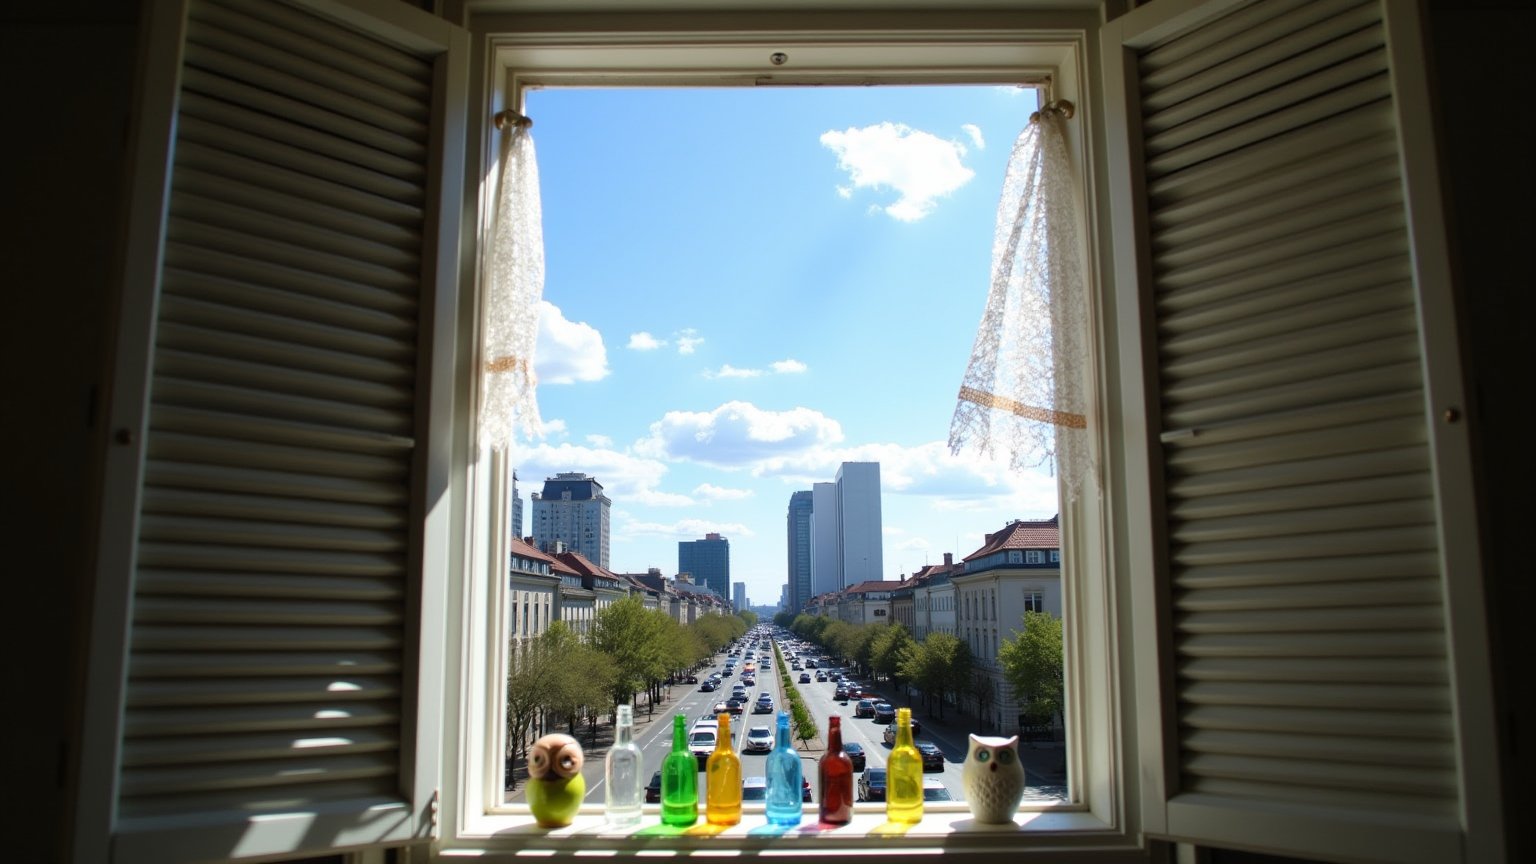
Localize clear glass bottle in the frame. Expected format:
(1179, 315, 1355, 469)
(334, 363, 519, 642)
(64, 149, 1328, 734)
(705, 712, 742, 826)
(886, 706, 923, 824)
(817, 714, 853, 824)
(661, 713, 698, 826)
(765, 710, 803, 826)
(604, 704, 644, 826)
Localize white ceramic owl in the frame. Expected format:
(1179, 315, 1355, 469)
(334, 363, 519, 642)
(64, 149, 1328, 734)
(961, 734, 1025, 823)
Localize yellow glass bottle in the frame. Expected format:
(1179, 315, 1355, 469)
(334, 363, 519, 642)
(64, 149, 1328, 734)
(886, 707, 923, 824)
(705, 712, 742, 826)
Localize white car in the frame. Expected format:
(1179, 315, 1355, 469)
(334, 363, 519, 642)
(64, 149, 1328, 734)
(743, 726, 773, 753)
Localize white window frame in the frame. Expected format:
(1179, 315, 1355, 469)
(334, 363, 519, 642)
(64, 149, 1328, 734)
(432, 6, 1142, 861)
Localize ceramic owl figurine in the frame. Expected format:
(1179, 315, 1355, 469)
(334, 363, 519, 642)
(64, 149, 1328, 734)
(526, 733, 586, 827)
(961, 734, 1025, 823)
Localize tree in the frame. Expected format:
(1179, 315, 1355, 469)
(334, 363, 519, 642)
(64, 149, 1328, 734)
(773, 610, 796, 628)
(590, 596, 664, 710)
(737, 610, 757, 629)
(998, 610, 1065, 726)
(870, 623, 915, 687)
(504, 622, 575, 789)
(899, 631, 972, 720)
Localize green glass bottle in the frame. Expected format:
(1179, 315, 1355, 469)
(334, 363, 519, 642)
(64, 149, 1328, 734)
(886, 707, 923, 824)
(705, 712, 742, 826)
(661, 714, 698, 826)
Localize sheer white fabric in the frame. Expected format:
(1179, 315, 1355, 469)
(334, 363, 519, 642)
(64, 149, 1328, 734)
(480, 121, 545, 450)
(948, 108, 1093, 499)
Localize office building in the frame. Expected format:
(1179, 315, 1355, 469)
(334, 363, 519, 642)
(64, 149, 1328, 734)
(530, 472, 611, 569)
(836, 462, 883, 588)
(511, 470, 523, 541)
(678, 533, 730, 601)
(810, 482, 839, 598)
(733, 581, 747, 612)
(785, 490, 813, 612)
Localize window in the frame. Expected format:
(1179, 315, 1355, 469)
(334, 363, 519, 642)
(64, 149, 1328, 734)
(1008, 549, 1024, 563)
(445, 8, 1130, 860)
(1026, 550, 1044, 564)
(1023, 591, 1044, 614)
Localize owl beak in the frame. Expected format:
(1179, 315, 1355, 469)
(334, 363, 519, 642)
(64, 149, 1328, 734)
(990, 762, 997, 773)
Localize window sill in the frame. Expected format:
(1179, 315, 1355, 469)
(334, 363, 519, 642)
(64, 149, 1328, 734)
(447, 805, 1141, 860)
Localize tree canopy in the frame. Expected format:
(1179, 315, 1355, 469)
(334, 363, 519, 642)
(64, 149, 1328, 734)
(998, 610, 1065, 724)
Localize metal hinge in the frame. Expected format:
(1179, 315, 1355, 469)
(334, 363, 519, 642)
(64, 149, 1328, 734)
(429, 787, 440, 838)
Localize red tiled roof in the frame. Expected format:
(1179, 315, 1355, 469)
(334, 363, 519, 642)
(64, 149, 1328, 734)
(554, 550, 618, 580)
(510, 538, 558, 565)
(844, 580, 905, 594)
(963, 516, 1060, 562)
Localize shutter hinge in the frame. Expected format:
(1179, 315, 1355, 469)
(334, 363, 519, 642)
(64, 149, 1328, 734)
(429, 787, 440, 838)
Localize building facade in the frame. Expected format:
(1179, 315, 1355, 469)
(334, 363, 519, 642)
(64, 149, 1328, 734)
(732, 581, 747, 612)
(530, 472, 612, 569)
(511, 470, 523, 545)
(835, 462, 883, 588)
(678, 532, 730, 601)
(809, 482, 840, 598)
(955, 517, 1062, 733)
(508, 538, 560, 645)
(785, 490, 813, 612)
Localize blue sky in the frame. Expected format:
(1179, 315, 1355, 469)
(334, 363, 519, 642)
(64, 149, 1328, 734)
(509, 84, 1058, 607)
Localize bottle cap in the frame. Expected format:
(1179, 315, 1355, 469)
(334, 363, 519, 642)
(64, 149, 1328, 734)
(618, 704, 633, 724)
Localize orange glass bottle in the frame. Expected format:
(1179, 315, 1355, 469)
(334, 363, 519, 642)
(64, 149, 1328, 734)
(817, 714, 854, 824)
(705, 712, 742, 826)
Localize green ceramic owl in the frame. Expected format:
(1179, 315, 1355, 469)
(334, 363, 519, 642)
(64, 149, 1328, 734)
(526, 732, 586, 827)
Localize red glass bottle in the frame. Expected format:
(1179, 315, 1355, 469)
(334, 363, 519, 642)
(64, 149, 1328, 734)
(818, 713, 854, 824)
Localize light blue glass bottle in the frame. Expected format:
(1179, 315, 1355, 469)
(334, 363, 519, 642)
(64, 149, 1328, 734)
(765, 710, 803, 826)
(605, 704, 644, 826)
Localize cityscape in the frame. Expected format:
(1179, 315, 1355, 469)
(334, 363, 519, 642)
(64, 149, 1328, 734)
(504, 459, 1066, 812)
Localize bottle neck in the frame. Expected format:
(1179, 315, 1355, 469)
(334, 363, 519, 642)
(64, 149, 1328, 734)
(673, 719, 687, 751)
(827, 718, 842, 752)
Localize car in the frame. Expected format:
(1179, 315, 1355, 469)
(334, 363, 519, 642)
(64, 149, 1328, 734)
(872, 702, 896, 723)
(815, 671, 828, 682)
(731, 685, 748, 698)
(791, 662, 802, 671)
(741, 775, 801, 802)
(916, 741, 945, 771)
(741, 675, 756, 686)
(799, 672, 811, 683)
(684, 673, 698, 683)
(700, 680, 717, 692)
(921, 777, 953, 801)
(881, 718, 923, 744)
(833, 685, 849, 701)
(857, 767, 887, 802)
(842, 741, 866, 771)
(752, 697, 774, 713)
(712, 701, 728, 715)
(805, 660, 817, 669)
(646, 770, 663, 803)
(689, 728, 717, 767)
(743, 726, 773, 752)
(854, 699, 875, 718)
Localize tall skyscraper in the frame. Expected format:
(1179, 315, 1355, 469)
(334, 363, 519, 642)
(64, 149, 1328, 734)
(810, 482, 839, 598)
(511, 470, 524, 541)
(531, 472, 611, 569)
(786, 490, 813, 612)
(836, 462, 883, 588)
(678, 533, 730, 602)
(732, 582, 747, 612)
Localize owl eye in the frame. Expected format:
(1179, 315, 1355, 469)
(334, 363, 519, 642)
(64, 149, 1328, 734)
(997, 750, 1014, 764)
(559, 755, 576, 771)
(532, 753, 546, 766)
(976, 749, 990, 763)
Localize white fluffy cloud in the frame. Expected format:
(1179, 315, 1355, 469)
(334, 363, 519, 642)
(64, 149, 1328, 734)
(962, 123, 985, 149)
(675, 329, 704, 355)
(638, 401, 845, 467)
(694, 483, 754, 501)
(710, 364, 763, 379)
(754, 439, 1057, 510)
(509, 441, 693, 508)
(585, 433, 613, 448)
(820, 122, 976, 221)
(770, 359, 808, 374)
(534, 300, 609, 385)
(628, 331, 665, 351)
(620, 518, 754, 539)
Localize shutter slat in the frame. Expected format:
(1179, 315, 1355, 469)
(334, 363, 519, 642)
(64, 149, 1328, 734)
(135, 597, 401, 625)
(1179, 631, 1444, 659)
(1175, 550, 1438, 591)
(1182, 704, 1451, 737)
(159, 295, 414, 364)
(1189, 777, 1458, 818)
(162, 266, 415, 338)
(138, 569, 402, 600)
(126, 702, 400, 737)
(1174, 576, 1443, 613)
(131, 651, 401, 679)
(167, 219, 419, 296)
(170, 188, 422, 273)
(1182, 753, 1454, 798)
(216, 0, 432, 80)
(1171, 471, 1432, 522)
(151, 376, 413, 437)
(1173, 526, 1438, 569)
(1139, 0, 1333, 81)
(1179, 656, 1445, 685)
(146, 432, 411, 481)
(1143, 2, 1381, 115)
(1179, 680, 1446, 711)
(120, 754, 398, 797)
(157, 321, 415, 386)
(139, 515, 407, 554)
(174, 166, 422, 249)
(142, 487, 405, 530)
(131, 625, 402, 652)
(174, 141, 423, 227)
(124, 728, 399, 769)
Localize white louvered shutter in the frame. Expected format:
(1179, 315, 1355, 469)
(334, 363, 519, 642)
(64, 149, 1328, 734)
(87, 0, 465, 861)
(1104, 1, 1499, 862)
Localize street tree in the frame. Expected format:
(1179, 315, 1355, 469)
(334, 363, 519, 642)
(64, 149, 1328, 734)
(998, 610, 1065, 725)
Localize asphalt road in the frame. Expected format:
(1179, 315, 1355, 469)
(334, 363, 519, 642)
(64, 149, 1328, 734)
(508, 638, 1066, 808)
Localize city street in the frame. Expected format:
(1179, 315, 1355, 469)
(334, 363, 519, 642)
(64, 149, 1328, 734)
(505, 635, 1066, 809)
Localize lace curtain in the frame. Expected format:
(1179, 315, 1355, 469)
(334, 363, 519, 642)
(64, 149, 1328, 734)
(948, 103, 1093, 499)
(480, 115, 545, 450)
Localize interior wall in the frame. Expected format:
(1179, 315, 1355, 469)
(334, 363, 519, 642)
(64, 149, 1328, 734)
(1423, 2, 1535, 862)
(0, 3, 142, 862)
